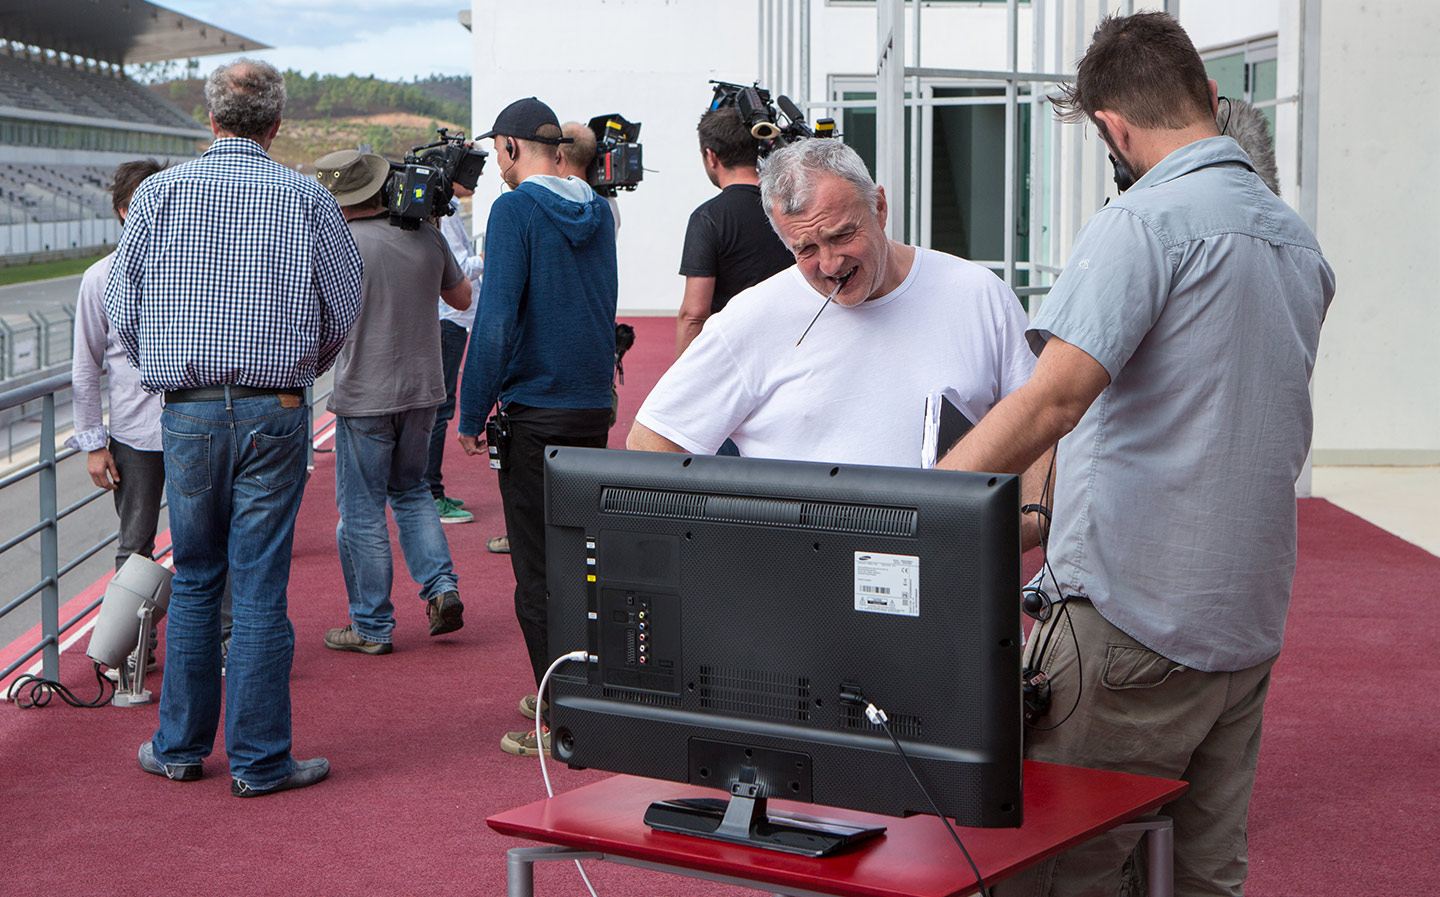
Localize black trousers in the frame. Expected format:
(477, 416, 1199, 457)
(497, 403, 611, 696)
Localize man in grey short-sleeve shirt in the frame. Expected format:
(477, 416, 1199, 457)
(943, 13, 1334, 897)
(314, 149, 473, 654)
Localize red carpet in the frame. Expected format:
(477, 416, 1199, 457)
(1, 315, 1435, 897)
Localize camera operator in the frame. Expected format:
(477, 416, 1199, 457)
(674, 106, 793, 358)
(939, 14, 1334, 897)
(456, 97, 618, 758)
(313, 149, 471, 656)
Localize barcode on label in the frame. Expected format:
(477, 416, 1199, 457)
(860, 585, 891, 595)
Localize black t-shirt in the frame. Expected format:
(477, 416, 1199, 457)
(678, 183, 795, 313)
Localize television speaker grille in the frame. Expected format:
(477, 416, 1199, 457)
(601, 488, 916, 537)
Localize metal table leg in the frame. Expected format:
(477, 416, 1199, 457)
(505, 846, 604, 897)
(1113, 816, 1174, 897)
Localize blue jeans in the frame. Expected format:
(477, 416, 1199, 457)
(424, 319, 469, 499)
(151, 393, 309, 787)
(335, 408, 458, 643)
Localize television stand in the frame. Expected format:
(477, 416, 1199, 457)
(644, 780, 886, 857)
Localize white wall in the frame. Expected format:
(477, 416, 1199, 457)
(469, 0, 764, 316)
(1179, 0, 1439, 463)
(1307, 0, 1440, 463)
(1182, 0, 1278, 50)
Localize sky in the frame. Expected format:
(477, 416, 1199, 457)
(172, 1, 473, 81)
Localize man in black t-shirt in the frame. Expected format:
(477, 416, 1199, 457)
(676, 107, 794, 357)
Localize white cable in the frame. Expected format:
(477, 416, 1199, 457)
(534, 649, 599, 897)
(536, 649, 587, 796)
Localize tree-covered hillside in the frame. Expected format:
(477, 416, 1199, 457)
(151, 72, 472, 166)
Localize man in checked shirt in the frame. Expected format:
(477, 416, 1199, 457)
(104, 59, 364, 798)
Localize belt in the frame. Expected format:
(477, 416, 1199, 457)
(163, 386, 306, 404)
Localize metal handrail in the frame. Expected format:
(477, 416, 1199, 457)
(0, 372, 331, 685)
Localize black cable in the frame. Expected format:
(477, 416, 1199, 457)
(6, 661, 115, 709)
(1025, 444, 1084, 730)
(1023, 602, 1083, 733)
(869, 706, 990, 897)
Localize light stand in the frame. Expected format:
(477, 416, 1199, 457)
(86, 554, 171, 707)
(111, 603, 157, 707)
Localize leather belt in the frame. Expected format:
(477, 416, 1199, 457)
(163, 386, 305, 404)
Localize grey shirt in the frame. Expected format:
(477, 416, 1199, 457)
(1031, 136, 1335, 672)
(328, 216, 464, 417)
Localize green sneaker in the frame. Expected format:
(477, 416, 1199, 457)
(435, 496, 474, 524)
(501, 725, 551, 757)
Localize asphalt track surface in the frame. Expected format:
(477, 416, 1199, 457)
(0, 272, 82, 318)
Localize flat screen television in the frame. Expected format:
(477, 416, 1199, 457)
(544, 447, 1022, 856)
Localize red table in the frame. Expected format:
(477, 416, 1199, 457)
(488, 761, 1187, 897)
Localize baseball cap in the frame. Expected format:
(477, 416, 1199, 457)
(478, 97, 574, 145)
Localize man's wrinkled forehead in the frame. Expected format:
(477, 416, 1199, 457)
(776, 178, 870, 245)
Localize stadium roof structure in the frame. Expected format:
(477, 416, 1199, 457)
(0, 0, 269, 65)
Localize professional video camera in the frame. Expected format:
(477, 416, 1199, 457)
(708, 80, 836, 158)
(585, 114, 643, 197)
(384, 128, 488, 230)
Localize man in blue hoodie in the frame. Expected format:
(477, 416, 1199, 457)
(457, 97, 618, 757)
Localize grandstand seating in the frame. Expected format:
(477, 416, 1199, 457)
(0, 54, 198, 130)
(0, 49, 204, 260)
(0, 164, 111, 223)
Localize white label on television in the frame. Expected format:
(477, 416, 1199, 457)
(853, 552, 919, 617)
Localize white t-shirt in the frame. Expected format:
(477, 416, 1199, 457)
(636, 247, 1036, 467)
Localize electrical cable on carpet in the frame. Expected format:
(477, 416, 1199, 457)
(6, 662, 115, 709)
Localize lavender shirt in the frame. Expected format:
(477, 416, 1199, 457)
(67, 252, 162, 453)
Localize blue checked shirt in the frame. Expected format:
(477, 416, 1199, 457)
(104, 138, 364, 392)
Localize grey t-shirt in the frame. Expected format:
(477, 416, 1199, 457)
(1031, 136, 1335, 672)
(328, 215, 464, 416)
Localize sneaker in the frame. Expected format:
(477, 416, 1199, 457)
(435, 496, 474, 524)
(426, 591, 465, 637)
(519, 693, 549, 720)
(138, 741, 201, 782)
(501, 726, 550, 757)
(449, 496, 466, 508)
(323, 625, 392, 655)
(487, 534, 510, 553)
(231, 757, 330, 798)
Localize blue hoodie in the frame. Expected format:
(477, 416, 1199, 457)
(458, 176, 618, 435)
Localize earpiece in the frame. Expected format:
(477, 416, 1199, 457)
(1021, 586, 1054, 622)
(1108, 153, 1136, 193)
(505, 139, 516, 160)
